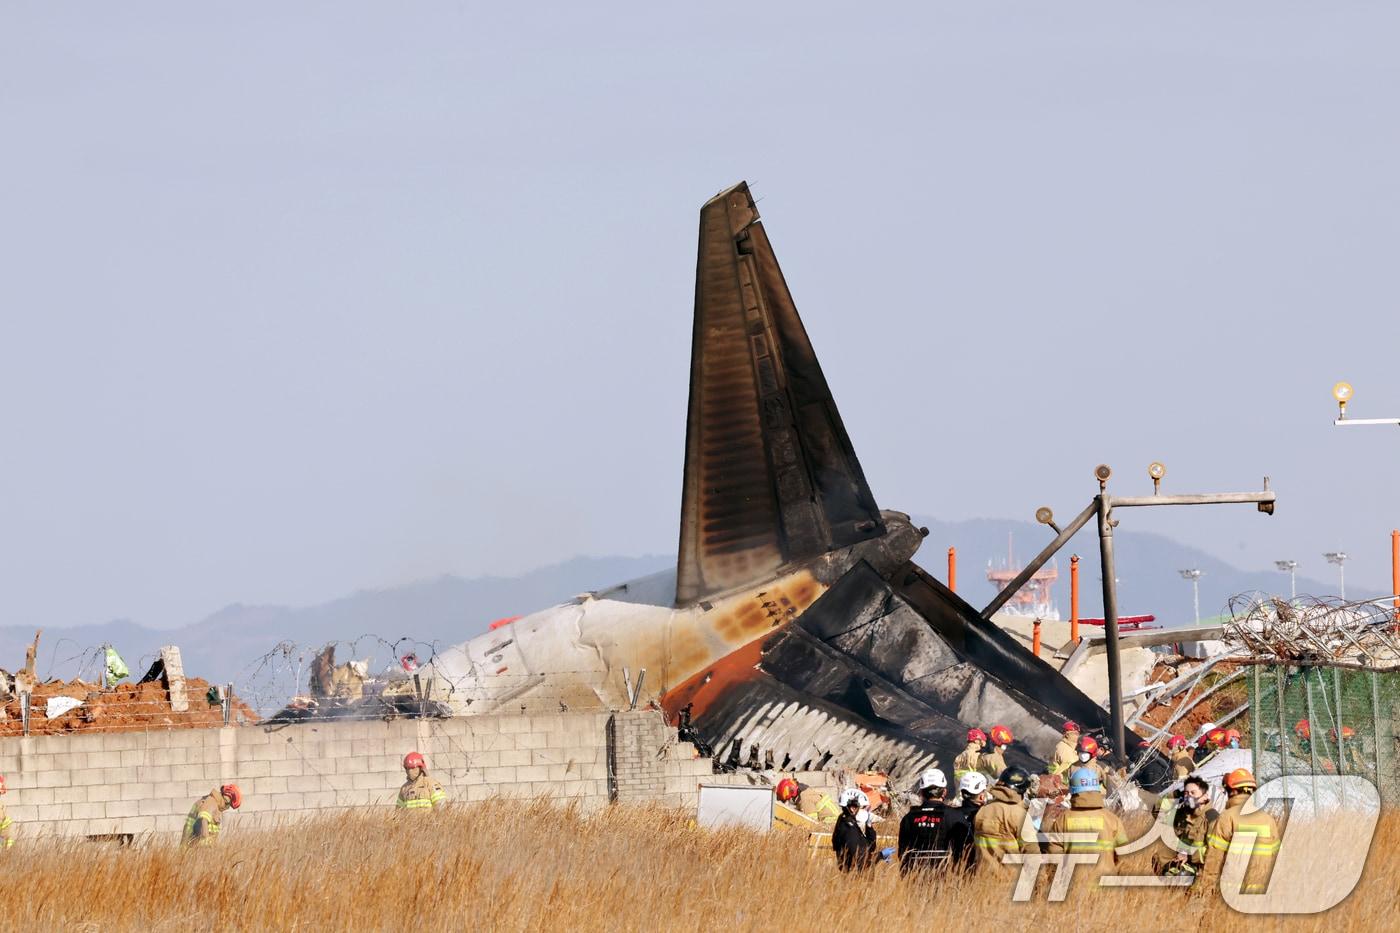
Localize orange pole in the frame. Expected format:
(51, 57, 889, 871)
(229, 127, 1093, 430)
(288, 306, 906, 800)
(1032, 619, 1042, 657)
(1070, 554, 1080, 642)
(948, 546, 957, 593)
(1392, 530, 1399, 623)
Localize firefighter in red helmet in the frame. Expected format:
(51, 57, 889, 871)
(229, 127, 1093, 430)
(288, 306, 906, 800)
(397, 752, 447, 811)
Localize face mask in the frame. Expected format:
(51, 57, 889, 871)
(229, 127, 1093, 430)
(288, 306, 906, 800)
(1180, 795, 1199, 810)
(856, 810, 871, 828)
(1229, 739, 1240, 749)
(1079, 752, 1091, 763)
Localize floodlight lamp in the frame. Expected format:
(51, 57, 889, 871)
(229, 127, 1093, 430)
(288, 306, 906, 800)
(1035, 507, 1054, 525)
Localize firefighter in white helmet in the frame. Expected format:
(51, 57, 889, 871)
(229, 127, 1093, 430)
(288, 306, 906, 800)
(897, 769, 951, 875)
(832, 788, 876, 871)
(944, 772, 989, 871)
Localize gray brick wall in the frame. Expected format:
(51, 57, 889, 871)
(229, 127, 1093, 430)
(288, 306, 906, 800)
(0, 710, 729, 840)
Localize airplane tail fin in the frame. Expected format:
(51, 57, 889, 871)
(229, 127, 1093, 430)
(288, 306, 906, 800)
(676, 182, 883, 605)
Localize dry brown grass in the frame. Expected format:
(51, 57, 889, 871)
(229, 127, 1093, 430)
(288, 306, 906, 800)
(11, 800, 1393, 931)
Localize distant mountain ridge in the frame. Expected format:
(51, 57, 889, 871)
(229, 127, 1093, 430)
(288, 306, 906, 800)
(0, 519, 1355, 711)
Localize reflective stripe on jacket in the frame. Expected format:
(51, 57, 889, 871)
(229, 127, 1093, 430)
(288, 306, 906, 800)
(397, 774, 447, 810)
(182, 792, 223, 846)
(1203, 795, 1281, 894)
(972, 785, 1036, 880)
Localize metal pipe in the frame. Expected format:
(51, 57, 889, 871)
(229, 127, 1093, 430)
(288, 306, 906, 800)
(1304, 670, 1319, 809)
(1277, 667, 1288, 802)
(981, 499, 1098, 619)
(1032, 620, 1042, 658)
(1370, 671, 1383, 798)
(629, 669, 646, 711)
(21, 692, 30, 736)
(1097, 495, 1127, 765)
(1251, 665, 1261, 777)
(1106, 491, 1276, 509)
(1333, 667, 1345, 774)
(222, 684, 232, 725)
(948, 547, 957, 593)
(1070, 555, 1080, 642)
(1392, 530, 1399, 625)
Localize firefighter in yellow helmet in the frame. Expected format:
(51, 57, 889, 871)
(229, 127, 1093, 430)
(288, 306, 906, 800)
(397, 752, 447, 811)
(183, 783, 241, 846)
(1201, 769, 1280, 895)
(1045, 767, 1128, 885)
(0, 774, 15, 849)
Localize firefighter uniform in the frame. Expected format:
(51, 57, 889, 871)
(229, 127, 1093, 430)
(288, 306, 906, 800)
(1049, 734, 1079, 775)
(953, 743, 983, 784)
(0, 800, 14, 849)
(1169, 749, 1194, 782)
(182, 791, 226, 846)
(1044, 788, 1128, 884)
(980, 746, 1007, 781)
(799, 788, 840, 823)
(397, 772, 447, 811)
(1203, 796, 1281, 894)
(1151, 791, 1217, 877)
(972, 785, 1037, 881)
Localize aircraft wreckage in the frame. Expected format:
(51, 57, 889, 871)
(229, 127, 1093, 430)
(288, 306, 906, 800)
(425, 182, 1162, 784)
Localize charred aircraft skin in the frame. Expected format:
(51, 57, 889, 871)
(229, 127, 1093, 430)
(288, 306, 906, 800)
(428, 182, 1162, 785)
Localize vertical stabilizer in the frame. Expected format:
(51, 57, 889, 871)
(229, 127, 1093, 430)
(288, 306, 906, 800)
(676, 183, 883, 605)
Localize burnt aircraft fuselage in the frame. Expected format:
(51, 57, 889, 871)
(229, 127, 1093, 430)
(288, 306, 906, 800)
(426, 183, 1153, 783)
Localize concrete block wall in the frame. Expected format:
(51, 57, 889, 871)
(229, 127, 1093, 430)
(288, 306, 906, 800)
(609, 709, 743, 810)
(0, 710, 651, 839)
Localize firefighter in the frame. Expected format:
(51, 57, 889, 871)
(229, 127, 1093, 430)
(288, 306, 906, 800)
(1045, 767, 1128, 884)
(1331, 727, 1367, 773)
(1073, 735, 1107, 784)
(183, 784, 241, 846)
(1201, 769, 1281, 895)
(798, 784, 841, 824)
(980, 725, 1013, 780)
(897, 769, 950, 876)
(832, 788, 877, 871)
(397, 751, 447, 811)
(1167, 735, 1193, 781)
(954, 729, 987, 784)
(0, 774, 14, 849)
(776, 777, 800, 806)
(973, 766, 1037, 880)
(1049, 721, 1081, 775)
(944, 771, 989, 871)
(1223, 728, 1243, 750)
(1152, 775, 1217, 879)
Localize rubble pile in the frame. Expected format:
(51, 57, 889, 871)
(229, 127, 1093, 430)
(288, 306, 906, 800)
(0, 631, 257, 736)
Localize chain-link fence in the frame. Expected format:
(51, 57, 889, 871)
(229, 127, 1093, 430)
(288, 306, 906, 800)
(1248, 662, 1398, 805)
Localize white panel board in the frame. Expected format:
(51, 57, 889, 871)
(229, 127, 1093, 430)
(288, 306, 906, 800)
(696, 784, 773, 832)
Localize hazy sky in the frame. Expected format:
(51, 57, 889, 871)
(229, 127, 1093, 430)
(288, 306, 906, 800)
(3, 3, 1398, 630)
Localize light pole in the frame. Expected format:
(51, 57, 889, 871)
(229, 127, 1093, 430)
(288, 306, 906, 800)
(1274, 560, 1298, 600)
(982, 463, 1275, 766)
(1323, 552, 1349, 599)
(1179, 569, 1202, 625)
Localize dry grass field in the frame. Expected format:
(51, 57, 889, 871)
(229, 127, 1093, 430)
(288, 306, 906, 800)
(10, 799, 1392, 931)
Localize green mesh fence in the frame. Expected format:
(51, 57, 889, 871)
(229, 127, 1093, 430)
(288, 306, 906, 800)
(1248, 664, 1398, 805)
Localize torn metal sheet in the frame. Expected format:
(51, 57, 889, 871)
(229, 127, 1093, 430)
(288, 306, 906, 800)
(426, 182, 1165, 786)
